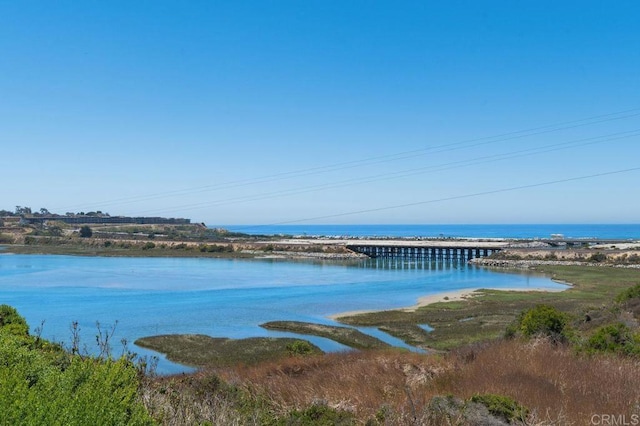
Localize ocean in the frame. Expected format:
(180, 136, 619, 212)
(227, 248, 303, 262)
(219, 224, 640, 239)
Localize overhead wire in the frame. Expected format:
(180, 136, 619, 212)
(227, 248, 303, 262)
(136, 128, 640, 215)
(235, 167, 640, 230)
(55, 107, 640, 212)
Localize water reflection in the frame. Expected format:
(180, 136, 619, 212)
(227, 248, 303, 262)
(360, 257, 469, 271)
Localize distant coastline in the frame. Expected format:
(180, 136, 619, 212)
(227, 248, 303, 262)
(219, 223, 640, 240)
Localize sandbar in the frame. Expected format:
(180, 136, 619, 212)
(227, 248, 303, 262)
(328, 285, 569, 320)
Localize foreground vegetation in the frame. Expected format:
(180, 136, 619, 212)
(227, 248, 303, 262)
(0, 305, 153, 425)
(4, 296, 640, 425)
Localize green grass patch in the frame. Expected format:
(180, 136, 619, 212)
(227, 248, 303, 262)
(134, 334, 323, 367)
(261, 321, 391, 350)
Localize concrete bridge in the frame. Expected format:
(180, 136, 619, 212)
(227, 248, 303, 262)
(346, 241, 506, 261)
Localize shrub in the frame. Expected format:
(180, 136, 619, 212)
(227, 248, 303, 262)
(79, 225, 93, 238)
(616, 284, 640, 303)
(279, 403, 355, 425)
(470, 393, 529, 423)
(517, 305, 569, 338)
(587, 252, 607, 263)
(583, 323, 640, 356)
(505, 305, 575, 343)
(427, 394, 521, 425)
(0, 304, 29, 336)
(198, 244, 233, 253)
(0, 233, 14, 244)
(208, 244, 233, 253)
(0, 307, 153, 425)
(286, 340, 316, 357)
(141, 242, 156, 250)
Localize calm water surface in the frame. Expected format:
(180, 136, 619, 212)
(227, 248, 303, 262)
(0, 253, 566, 374)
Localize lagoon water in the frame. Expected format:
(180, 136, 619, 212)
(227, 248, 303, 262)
(0, 253, 566, 374)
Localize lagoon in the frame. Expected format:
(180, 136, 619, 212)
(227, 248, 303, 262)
(0, 253, 566, 374)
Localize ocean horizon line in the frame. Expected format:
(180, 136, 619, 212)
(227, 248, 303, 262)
(215, 223, 640, 240)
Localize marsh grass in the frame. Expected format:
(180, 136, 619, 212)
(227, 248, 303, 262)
(338, 266, 640, 350)
(134, 334, 323, 367)
(260, 321, 391, 350)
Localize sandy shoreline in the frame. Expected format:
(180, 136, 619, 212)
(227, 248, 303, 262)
(328, 285, 569, 320)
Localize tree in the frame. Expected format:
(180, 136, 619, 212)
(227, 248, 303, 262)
(15, 206, 32, 215)
(79, 226, 93, 238)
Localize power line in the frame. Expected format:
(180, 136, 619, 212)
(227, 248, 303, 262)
(55, 107, 640, 212)
(239, 167, 640, 229)
(136, 129, 640, 215)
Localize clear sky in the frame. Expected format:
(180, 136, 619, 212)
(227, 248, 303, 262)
(2, 1, 639, 225)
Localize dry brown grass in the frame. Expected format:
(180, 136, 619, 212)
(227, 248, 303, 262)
(207, 340, 640, 425)
(442, 338, 640, 425)
(219, 349, 450, 423)
(141, 370, 261, 426)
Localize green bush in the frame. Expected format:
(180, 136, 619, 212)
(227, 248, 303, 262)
(79, 225, 93, 238)
(470, 393, 529, 423)
(616, 284, 640, 303)
(0, 304, 29, 336)
(584, 323, 640, 356)
(278, 403, 354, 425)
(141, 242, 156, 250)
(0, 306, 154, 425)
(515, 304, 570, 341)
(286, 340, 315, 357)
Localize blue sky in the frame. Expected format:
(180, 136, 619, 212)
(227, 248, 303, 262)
(2, 1, 639, 225)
